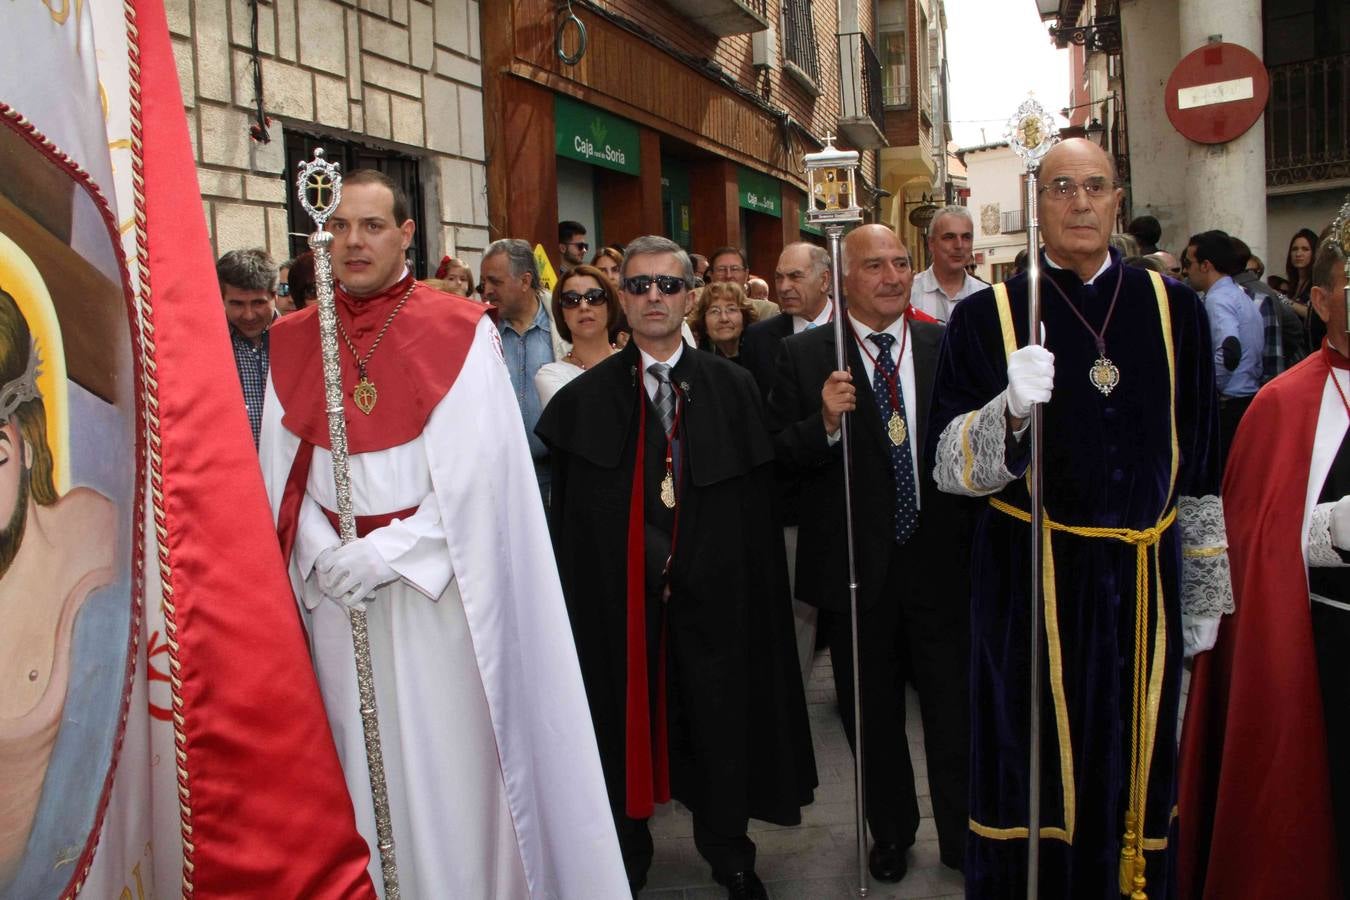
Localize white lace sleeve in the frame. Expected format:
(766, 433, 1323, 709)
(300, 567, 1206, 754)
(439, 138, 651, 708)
(1178, 494, 1234, 617)
(934, 390, 1018, 497)
(1307, 502, 1349, 567)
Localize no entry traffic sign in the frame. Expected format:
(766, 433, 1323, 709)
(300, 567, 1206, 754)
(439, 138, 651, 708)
(1165, 42, 1270, 144)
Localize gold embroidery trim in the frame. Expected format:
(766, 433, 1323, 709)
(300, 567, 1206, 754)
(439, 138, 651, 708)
(1182, 545, 1226, 558)
(1042, 519, 1076, 842)
(968, 819, 1071, 843)
(959, 410, 980, 492)
(992, 282, 1018, 360)
(1150, 270, 1179, 509)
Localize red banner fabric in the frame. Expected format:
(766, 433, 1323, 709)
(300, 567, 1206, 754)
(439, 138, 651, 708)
(133, 1, 374, 895)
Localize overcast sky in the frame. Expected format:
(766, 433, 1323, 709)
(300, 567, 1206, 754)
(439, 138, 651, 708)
(944, 0, 1072, 149)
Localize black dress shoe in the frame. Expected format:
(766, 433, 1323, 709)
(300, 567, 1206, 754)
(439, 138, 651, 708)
(723, 870, 768, 900)
(868, 841, 909, 883)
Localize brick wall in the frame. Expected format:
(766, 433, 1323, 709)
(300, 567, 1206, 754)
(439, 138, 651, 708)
(168, 0, 489, 272)
(594, 0, 845, 144)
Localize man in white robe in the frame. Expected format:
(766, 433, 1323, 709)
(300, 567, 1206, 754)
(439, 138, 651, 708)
(259, 169, 627, 899)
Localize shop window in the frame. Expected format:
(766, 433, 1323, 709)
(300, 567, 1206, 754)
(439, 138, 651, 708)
(283, 130, 429, 278)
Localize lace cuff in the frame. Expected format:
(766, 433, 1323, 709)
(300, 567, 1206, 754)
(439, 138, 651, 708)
(1307, 502, 1349, 567)
(934, 391, 1017, 498)
(1178, 494, 1234, 617)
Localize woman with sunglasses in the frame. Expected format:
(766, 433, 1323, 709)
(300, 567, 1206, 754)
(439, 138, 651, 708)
(690, 280, 758, 364)
(534, 265, 621, 408)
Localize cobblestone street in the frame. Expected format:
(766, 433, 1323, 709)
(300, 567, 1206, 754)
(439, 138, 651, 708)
(642, 653, 966, 900)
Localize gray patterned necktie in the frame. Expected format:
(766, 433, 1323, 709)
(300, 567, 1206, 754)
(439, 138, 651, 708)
(648, 362, 676, 433)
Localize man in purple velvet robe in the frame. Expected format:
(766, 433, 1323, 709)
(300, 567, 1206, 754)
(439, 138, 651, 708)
(924, 139, 1234, 899)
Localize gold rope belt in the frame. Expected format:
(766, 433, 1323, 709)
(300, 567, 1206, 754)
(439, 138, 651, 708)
(989, 497, 1176, 900)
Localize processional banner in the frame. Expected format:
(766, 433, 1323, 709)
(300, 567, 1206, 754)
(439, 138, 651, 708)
(0, 3, 372, 897)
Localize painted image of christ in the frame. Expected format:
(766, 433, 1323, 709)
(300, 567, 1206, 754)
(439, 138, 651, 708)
(0, 284, 115, 886)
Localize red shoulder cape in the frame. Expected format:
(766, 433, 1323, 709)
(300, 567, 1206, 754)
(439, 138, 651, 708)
(1177, 345, 1343, 899)
(269, 275, 485, 453)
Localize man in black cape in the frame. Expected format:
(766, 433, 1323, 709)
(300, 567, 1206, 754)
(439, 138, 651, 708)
(537, 235, 816, 900)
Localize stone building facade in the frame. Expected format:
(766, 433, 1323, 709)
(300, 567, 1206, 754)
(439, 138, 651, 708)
(167, 0, 488, 275)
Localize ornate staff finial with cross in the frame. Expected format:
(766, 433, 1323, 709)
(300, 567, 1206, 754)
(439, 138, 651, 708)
(296, 147, 343, 230)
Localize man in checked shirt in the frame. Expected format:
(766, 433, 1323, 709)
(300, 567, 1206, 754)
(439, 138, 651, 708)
(218, 248, 279, 446)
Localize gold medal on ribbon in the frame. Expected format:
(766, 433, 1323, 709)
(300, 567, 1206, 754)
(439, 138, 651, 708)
(1089, 357, 1120, 397)
(336, 282, 416, 417)
(660, 471, 676, 509)
(887, 412, 907, 446)
(353, 374, 378, 415)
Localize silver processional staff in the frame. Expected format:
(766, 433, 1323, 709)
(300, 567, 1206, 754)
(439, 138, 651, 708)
(1005, 95, 1058, 900)
(803, 139, 870, 899)
(296, 149, 401, 899)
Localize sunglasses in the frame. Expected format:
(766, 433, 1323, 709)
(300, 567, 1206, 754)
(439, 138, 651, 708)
(622, 275, 687, 296)
(560, 288, 609, 308)
(277, 283, 291, 297)
(565, 241, 590, 252)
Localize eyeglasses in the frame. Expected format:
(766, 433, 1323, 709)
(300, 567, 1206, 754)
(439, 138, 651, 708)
(712, 264, 746, 276)
(277, 283, 291, 297)
(622, 275, 687, 296)
(706, 305, 743, 317)
(564, 241, 590, 253)
(1039, 176, 1115, 200)
(559, 288, 609, 308)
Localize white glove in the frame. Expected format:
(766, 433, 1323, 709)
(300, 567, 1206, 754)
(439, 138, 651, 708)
(315, 539, 399, 608)
(1004, 344, 1055, 420)
(1331, 495, 1350, 551)
(1183, 615, 1221, 658)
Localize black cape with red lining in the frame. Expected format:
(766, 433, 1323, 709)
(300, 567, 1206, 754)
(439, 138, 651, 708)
(535, 341, 817, 829)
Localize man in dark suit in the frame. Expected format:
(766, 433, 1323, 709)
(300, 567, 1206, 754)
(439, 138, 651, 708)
(766, 224, 972, 884)
(741, 242, 834, 400)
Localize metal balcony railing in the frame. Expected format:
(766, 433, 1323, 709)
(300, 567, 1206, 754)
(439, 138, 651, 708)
(1001, 208, 1025, 233)
(837, 32, 886, 148)
(1266, 53, 1350, 187)
(781, 0, 821, 93)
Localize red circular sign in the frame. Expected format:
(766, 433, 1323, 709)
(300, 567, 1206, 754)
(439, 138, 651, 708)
(1165, 42, 1269, 144)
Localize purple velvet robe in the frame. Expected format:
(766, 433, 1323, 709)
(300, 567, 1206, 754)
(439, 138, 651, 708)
(925, 251, 1220, 899)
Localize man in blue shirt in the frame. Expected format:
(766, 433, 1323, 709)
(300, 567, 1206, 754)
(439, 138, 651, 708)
(218, 248, 278, 447)
(481, 238, 564, 502)
(1186, 229, 1264, 469)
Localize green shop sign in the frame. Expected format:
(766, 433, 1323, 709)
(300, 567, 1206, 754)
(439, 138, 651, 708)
(555, 95, 640, 176)
(737, 166, 781, 217)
